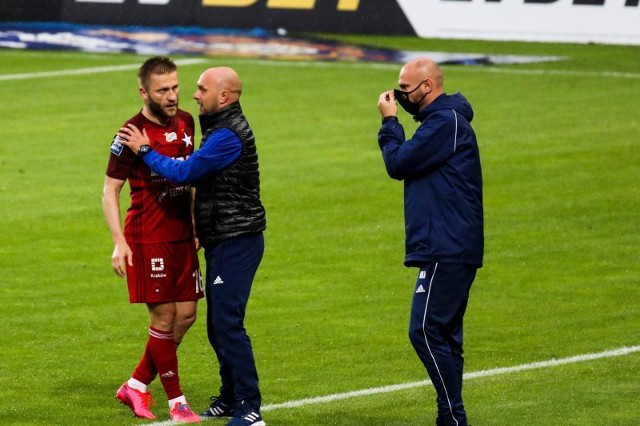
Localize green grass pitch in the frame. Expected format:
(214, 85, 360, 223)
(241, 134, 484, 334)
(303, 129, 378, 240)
(0, 35, 639, 425)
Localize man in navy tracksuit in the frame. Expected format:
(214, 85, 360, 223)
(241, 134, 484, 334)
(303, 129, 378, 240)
(377, 57, 484, 426)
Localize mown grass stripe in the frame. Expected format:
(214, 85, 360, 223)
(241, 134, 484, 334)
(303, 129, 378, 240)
(145, 345, 640, 425)
(0, 58, 207, 80)
(2, 57, 640, 81)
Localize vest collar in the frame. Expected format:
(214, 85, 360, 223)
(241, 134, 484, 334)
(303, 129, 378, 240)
(199, 101, 242, 131)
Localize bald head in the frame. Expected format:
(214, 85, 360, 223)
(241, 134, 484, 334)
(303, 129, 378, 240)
(203, 67, 242, 96)
(400, 57, 443, 90)
(194, 66, 243, 115)
(397, 57, 444, 112)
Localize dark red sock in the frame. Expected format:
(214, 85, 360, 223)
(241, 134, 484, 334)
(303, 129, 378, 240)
(132, 335, 158, 385)
(147, 327, 183, 400)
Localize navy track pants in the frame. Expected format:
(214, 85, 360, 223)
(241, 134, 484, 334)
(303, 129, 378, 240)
(409, 262, 477, 426)
(204, 232, 264, 414)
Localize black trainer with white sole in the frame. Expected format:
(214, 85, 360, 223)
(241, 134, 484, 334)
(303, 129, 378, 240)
(200, 395, 233, 418)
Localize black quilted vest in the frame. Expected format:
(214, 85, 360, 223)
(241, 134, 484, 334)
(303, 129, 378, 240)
(194, 101, 266, 249)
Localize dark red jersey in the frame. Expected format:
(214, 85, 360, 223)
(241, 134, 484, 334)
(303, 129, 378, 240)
(106, 109, 195, 244)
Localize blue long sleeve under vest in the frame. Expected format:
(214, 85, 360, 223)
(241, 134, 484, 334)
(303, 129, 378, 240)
(143, 127, 242, 185)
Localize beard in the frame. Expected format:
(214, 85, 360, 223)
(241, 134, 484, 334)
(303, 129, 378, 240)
(148, 98, 177, 123)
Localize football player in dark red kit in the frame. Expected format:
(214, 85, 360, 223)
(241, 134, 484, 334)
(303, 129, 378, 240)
(102, 56, 202, 423)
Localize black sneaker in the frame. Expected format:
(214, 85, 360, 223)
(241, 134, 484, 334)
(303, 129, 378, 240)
(200, 396, 233, 418)
(225, 408, 265, 426)
(436, 420, 471, 426)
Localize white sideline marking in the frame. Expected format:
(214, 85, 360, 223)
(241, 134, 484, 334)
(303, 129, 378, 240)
(263, 345, 640, 410)
(212, 58, 640, 79)
(0, 58, 207, 81)
(472, 67, 640, 80)
(145, 345, 639, 425)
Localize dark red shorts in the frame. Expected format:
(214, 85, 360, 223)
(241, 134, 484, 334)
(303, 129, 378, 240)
(126, 239, 203, 304)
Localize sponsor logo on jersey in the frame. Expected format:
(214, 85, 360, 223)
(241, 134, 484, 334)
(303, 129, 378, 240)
(165, 131, 177, 142)
(158, 185, 191, 203)
(110, 135, 124, 156)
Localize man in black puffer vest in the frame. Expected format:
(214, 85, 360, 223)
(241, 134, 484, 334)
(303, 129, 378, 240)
(194, 100, 266, 248)
(119, 67, 267, 426)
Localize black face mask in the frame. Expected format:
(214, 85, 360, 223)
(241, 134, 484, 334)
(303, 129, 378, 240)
(394, 81, 428, 116)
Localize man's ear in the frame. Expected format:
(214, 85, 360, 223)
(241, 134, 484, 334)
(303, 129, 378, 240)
(219, 89, 229, 104)
(139, 86, 148, 100)
(424, 78, 433, 94)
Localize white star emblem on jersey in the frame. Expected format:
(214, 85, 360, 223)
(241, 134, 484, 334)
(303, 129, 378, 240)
(182, 133, 193, 147)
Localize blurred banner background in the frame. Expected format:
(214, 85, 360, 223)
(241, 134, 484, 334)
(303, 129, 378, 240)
(1, 0, 638, 45)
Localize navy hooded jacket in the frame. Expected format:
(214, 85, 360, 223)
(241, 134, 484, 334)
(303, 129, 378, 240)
(378, 92, 484, 268)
